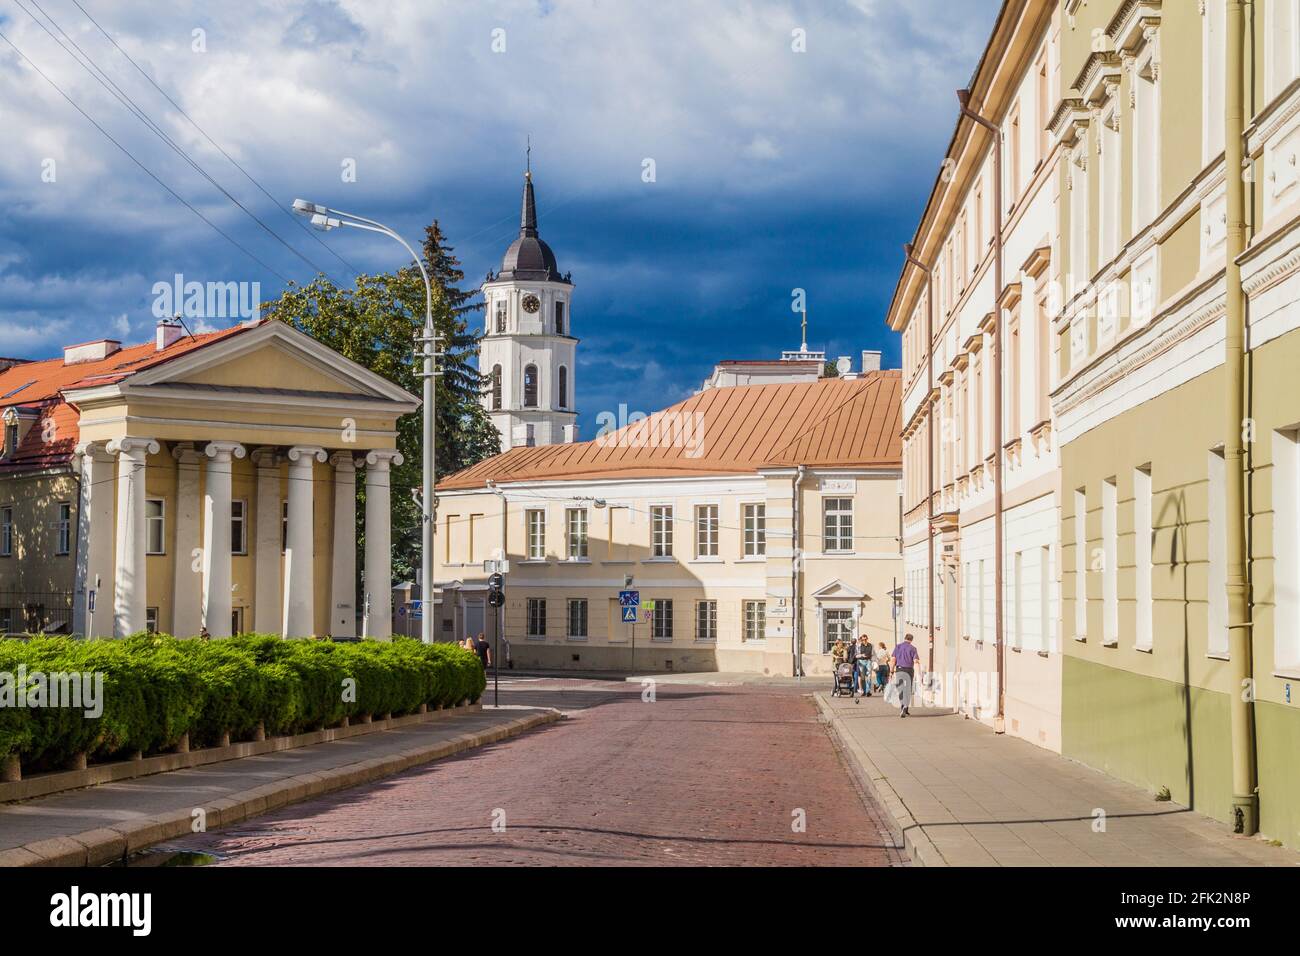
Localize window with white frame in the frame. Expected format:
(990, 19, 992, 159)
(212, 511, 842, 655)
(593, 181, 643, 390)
(146, 607, 159, 634)
(1132, 49, 1160, 232)
(56, 502, 71, 555)
(744, 600, 766, 642)
(1102, 477, 1118, 645)
(651, 505, 673, 557)
(1265, 0, 1300, 103)
(822, 497, 853, 552)
(566, 598, 588, 639)
(0, 506, 12, 556)
(282, 500, 289, 553)
(527, 598, 547, 638)
(822, 607, 852, 652)
(651, 599, 673, 641)
(1274, 429, 1300, 670)
(145, 498, 165, 555)
(1039, 544, 1054, 653)
(565, 508, 588, 559)
(1134, 465, 1153, 651)
(526, 509, 546, 560)
(1069, 144, 1089, 288)
(1208, 449, 1228, 657)
(743, 503, 766, 557)
(3, 421, 16, 458)
(554, 299, 566, 335)
(1074, 488, 1087, 639)
(231, 499, 248, 555)
(494, 299, 506, 333)
(695, 504, 718, 558)
(695, 600, 717, 641)
(1099, 104, 1121, 266)
(1203, 0, 1225, 163)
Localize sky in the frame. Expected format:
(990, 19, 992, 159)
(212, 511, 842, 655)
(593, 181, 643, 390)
(0, 0, 1000, 437)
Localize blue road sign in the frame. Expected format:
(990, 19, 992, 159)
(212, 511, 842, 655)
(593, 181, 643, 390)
(621, 606, 638, 623)
(619, 590, 640, 608)
(409, 600, 423, 620)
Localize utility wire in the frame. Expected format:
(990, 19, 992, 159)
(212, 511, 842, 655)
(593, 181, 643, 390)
(67, 0, 361, 279)
(0, 25, 294, 284)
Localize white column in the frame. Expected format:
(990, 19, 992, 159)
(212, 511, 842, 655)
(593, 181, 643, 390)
(283, 445, 326, 637)
(329, 452, 359, 638)
(171, 443, 203, 637)
(251, 448, 282, 634)
(106, 437, 159, 637)
(72, 442, 116, 638)
(362, 449, 403, 640)
(202, 441, 245, 637)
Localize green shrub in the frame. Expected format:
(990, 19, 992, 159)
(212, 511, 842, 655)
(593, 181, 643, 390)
(0, 635, 485, 768)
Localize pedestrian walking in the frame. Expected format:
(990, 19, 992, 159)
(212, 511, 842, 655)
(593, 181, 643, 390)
(473, 632, 491, 669)
(875, 641, 890, 693)
(890, 633, 920, 717)
(853, 635, 874, 697)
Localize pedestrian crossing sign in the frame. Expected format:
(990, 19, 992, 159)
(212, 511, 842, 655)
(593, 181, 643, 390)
(621, 606, 638, 623)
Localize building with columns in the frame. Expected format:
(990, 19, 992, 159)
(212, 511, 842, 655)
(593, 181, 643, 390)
(479, 170, 578, 451)
(0, 317, 418, 639)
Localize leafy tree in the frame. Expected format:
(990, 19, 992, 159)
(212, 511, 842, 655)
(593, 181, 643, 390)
(261, 220, 500, 587)
(822, 360, 840, 379)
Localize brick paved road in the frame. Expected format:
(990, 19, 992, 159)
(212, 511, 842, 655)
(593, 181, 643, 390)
(171, 678, 904, 866)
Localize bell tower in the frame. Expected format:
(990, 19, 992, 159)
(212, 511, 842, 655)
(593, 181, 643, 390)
(479, 168, 577, 451)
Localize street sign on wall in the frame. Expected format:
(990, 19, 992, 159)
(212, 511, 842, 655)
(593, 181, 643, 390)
(621, 606, 638, 623)
(619, 590, 640, 607)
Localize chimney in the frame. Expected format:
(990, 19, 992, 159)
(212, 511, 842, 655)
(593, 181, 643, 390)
(157, 316, 186, 351)
(63, 339, 121, 365)
(861, 349, 882, 373)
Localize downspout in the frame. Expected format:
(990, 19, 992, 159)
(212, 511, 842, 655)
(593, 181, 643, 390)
(958, 88, 1006, 731)
(1224, 0, 1257, 836)
(792, 465, 806, 678)
(903, 243, 936, 674)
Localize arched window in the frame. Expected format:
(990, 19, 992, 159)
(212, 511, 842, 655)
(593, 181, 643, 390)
(555, 300, 566, 335)
(490, 365, 502, 411)
(558, 366, 568, 409)
(523, 364, 538, 407)
(494, 300, 506, 334)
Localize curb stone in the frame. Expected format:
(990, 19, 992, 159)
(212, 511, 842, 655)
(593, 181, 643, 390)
(7, 709, 561, 867)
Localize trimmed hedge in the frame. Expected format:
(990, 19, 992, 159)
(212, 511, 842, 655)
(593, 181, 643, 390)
(0, 635, 485, 771)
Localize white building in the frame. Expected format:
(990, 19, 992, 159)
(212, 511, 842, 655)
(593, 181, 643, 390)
(479, 171, 578, 451)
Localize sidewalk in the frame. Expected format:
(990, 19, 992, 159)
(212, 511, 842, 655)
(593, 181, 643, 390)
(817, 692, 1298, 867)
(0, 705, 560, 866)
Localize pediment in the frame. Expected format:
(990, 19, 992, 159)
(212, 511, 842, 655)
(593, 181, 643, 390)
(811, 578, 868, 601)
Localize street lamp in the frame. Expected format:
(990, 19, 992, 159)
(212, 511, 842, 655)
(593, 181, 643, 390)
(293, 199, 439, 644)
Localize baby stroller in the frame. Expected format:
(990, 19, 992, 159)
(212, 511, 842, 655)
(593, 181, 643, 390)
(831, 660, 857, 697)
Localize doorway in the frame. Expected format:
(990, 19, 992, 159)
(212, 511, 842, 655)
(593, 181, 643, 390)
(464, 599, 485, 641)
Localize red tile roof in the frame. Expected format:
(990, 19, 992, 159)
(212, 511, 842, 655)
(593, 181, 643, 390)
(439, 370, 902, 490)
(0, 322, 259, 473)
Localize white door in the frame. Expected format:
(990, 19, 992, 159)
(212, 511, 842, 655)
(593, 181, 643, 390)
(464, 600, 485, 641)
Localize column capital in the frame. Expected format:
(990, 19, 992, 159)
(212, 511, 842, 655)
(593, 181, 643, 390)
(329, 451, 360, 472)
(364, 448, 404, 470)
(204, 440, 247, 463)
(172, 441, 202, 464)
(287, 445, 328, 464)
(74, 440, 113, 462)
(106, 436, 160, 457)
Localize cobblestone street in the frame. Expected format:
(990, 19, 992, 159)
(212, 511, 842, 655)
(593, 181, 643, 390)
(172, 678, 904, 866)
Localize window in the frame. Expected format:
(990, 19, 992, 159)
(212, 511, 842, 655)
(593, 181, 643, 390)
(1007, 104, 1022, 206)
(56, 501, 72, 555)
(823, 497, 853, 552)
(527, 598, 546, 638)
(490, 365, 502, 411)
(1007, 318, 1021, 437)
(1266, 0, 1300, 101)
(1036, 53, 1050, 162)
(743, 503, 766, 557)
(1204, 0, 1226, 163)
(1069, 145, 1089, 287)
(651, 599, 673, 641)
(1274, 429, 1300, 670)
(651, 505, 673, 557)
(694, 504, 718, 558)
(1134, 466, 1153, 651)
(0, 506, 12, 556)
(524, 423, 535, 447)
(1039, 545, 1054, 653)
(822, 607, 852, 652)
(1132, 51, 1160, 232)
(695, 600, 717, 641)
(566, 508, 588, 559)
(558, 366, 568, 409)
(3, 421, 16, 457)
(554, 300, 566, 335)
(567, 599, 588, 640)
(0, 607, 10, 633)
(231, 499, 247, 555)
(282, 500, 289, 553)
(1099, 104, 1121, 266)
(1074, 488, 1087, 640)
(523, 364, 538, 407)
(145, 607, 159, 635)
(1013, 550, 1024, 650)
(978, 559, 987, 642)
(1036, 294, 1052, 424)
(526, 509, 546, 560)
(1208, 449, 1228, 657)
(494, 299, 506, 333)
(744, 600, 767, 642)
(145, 498, 165, 555)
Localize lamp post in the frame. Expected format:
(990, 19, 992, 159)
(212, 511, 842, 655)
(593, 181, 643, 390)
(293, 199, 439, 644)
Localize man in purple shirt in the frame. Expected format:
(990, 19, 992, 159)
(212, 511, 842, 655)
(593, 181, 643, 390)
(890, 634, 920, 717)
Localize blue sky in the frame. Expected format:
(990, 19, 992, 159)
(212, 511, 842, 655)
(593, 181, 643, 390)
(0, 0, 999, 437)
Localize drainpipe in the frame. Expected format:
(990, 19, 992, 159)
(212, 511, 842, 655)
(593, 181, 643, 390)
(792, 465, 806, 678)
(1224, 0, 1257, 836)
(903, 243, 936, 675)
(958, 88, 1006, 731)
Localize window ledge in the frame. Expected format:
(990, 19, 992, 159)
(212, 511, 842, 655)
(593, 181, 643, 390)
(1272, 668, 1300, 680)
(689, 557, 723, 564)
(1074, 635, 1087, 642)
(1133, 644, 1153, 654)
(520, 558, 549, 565)
(822, 551, 855, 557)
(525, 635, 546, 642)
(1207, 652, 1230, 661)
(565, 635, 588, 642)
(694, 638, 717, 644)
(736, 556, 767, 563)
(1102, 639, 1118, 648)
(649, 637, 673, 643)
(1036, 650, 1050, 658)
(601, 560, 636, 565)
(642, 557, 676, 564)
(561, 558, 591, 564)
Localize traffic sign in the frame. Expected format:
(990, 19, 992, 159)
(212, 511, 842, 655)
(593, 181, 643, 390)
(619, 590, 639, 607)
(621, 606, 638, 623)
(409, 600, 422, 620)
(642, 599, 655, 611)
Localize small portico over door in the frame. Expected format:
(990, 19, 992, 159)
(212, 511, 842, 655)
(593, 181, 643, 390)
(811, 579, 868, 652)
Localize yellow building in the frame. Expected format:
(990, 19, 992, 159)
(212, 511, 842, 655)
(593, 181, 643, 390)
(0, 318, 418, 638)
(432, 370, 903, 676)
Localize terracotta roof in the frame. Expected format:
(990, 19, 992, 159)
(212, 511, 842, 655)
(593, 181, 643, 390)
(0, 322, 259, 474)
(439, 370, 902, 490)
(716, 359, 823, 368)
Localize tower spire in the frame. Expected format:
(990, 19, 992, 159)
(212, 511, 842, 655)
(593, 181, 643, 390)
(801, 305, 808, 353)
(520, 141, 538, 238)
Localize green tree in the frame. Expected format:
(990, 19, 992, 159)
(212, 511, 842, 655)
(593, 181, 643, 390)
(261, 220, 500, 586)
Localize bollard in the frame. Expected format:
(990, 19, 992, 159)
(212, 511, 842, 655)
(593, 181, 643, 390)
(1, 754, 19, 782)
(67, 752, 87, 771)
(173, 733, 190, 754)
(253, 722, 266, 742)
